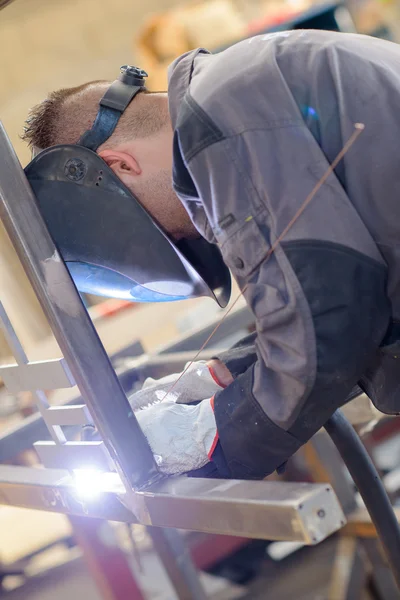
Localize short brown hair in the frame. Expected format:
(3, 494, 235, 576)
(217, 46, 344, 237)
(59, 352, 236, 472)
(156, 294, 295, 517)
(22, 80, 168, 153)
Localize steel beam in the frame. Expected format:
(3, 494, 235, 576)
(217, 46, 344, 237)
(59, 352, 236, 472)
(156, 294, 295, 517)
(0, 122, 158, 491)
(0, 465, 344, 544)
(136, 477, 345, 544)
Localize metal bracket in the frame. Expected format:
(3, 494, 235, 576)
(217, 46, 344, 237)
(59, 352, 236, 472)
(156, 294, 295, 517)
(0, 358, 75, 393)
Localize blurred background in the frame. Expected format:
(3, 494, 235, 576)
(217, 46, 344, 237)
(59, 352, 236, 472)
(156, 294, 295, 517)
(1, 1, 400, 598)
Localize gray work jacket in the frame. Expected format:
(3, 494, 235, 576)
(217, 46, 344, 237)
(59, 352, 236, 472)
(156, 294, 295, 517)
(168, 30, 400, 479)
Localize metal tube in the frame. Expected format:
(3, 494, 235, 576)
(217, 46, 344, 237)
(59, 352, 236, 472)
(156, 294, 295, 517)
(148, 528, 208, 600)
(0, 123, 159, 490)
(0, 465, 345, 543)
(325, 410, 400, 589)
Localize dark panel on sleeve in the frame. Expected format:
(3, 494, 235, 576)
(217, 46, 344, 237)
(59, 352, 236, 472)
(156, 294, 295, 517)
(283, 240, 390, 440)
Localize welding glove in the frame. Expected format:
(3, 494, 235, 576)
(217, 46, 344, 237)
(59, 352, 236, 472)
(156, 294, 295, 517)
(128, 360, 230, 412)
(135, 396, 219, 474)
(131, 360, 231, 475)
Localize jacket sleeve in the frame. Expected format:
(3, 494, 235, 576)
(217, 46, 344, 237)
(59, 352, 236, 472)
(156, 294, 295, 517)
(213, 332, 257, 378)
(213, 243, 390, 478)
(182, 122, 390, 480)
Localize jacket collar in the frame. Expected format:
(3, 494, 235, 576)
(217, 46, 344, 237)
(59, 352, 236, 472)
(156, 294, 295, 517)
(168, 48, 210, 129)
(167, 48, 216, 244)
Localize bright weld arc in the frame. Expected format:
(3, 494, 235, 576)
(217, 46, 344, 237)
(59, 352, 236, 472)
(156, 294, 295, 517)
(73, 469, 124, 499)
(161, 123, 365, 402)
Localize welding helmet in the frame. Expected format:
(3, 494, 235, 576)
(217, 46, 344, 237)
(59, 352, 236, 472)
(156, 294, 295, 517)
(25, 66, 231, 306)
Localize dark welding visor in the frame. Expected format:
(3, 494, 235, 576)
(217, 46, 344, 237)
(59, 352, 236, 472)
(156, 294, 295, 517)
(25, 144, 231, 306)
(24, 64, 231, 306)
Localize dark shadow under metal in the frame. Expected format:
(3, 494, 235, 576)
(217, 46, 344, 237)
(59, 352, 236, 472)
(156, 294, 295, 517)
(325, 409, 400, 589)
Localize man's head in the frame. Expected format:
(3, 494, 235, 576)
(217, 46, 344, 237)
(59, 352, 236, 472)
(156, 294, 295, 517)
(22, 81, 196, 239)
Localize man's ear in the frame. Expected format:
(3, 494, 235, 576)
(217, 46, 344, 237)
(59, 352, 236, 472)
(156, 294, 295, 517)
(98, 149, 141, 180)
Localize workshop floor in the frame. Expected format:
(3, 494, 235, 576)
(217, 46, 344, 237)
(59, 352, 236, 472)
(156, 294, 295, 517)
(241, 537, 372, 600)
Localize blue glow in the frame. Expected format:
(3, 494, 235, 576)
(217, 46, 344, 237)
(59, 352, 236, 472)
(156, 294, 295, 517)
(67, 262, 188, 302)
(301, 105, 319, 121)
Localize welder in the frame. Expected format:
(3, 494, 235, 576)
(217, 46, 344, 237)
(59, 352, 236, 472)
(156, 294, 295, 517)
(22, 30, 400, 480)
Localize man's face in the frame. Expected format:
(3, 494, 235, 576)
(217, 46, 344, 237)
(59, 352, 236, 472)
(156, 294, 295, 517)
(99, 122, 198, 240)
